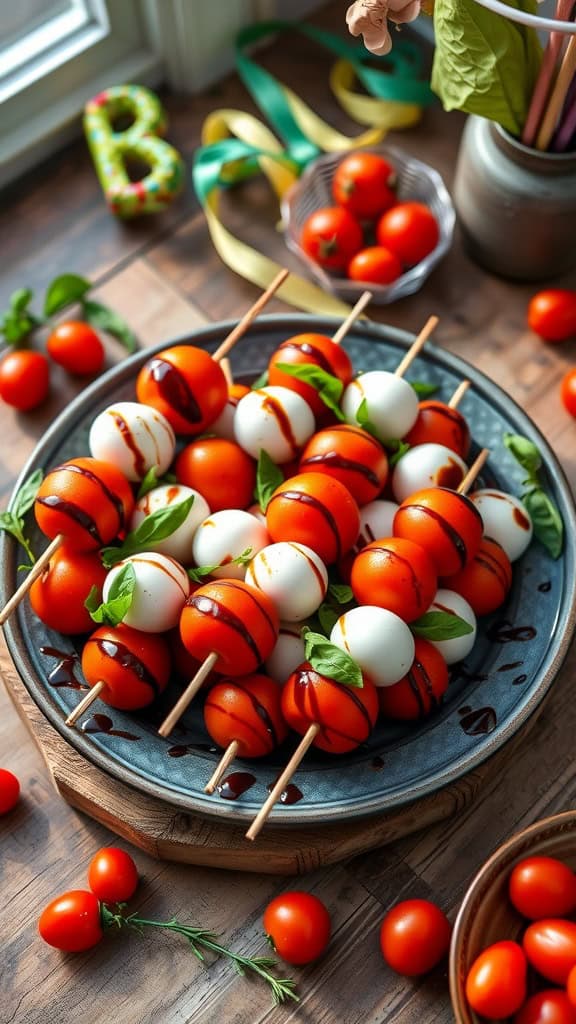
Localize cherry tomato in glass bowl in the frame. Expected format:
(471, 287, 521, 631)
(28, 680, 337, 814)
(348, 246, 402, 286)
(514, 989, 576, 1024)
(380, 899, 451, 977)
(465, 940, 527, 1019)
(332, 152, 396, 220)
(528, 289, 576, 342)
(263, 891, 331, 965)
(376, 202, 439, 267)
(38, 890, 103, 952)
(509, 856, 576, 920)
(523, 919, 576, 985)
(561, 369, 576, 418)
(46, 321, 105, 375)
(87, 847, 139, 904)
(0, 768, 20, 814)
(301, 207, 363, 271)
(0, 350, 49, 411)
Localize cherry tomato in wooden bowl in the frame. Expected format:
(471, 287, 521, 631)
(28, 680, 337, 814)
(528, 290, 576, 342)
(263, 891, 331, 965)
(509, 856, 576, 920)
(524, 920, 576, 985)
(301, 207, 363, 271)
(465, 941, 527, 1019)
(0, 350, 49, 411)
(332, 152, 397, 219)
(46, 321, 105, 375)
(87, 847, 139, 903)
(380, 899, 451, 976)
(514, 990, 576, 1024)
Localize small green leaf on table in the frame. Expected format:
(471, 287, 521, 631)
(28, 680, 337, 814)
(44, 274, 91, 317)
(82, 299, 138, 353)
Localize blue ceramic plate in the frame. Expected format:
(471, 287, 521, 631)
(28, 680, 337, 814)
(2, 315, 575, 826)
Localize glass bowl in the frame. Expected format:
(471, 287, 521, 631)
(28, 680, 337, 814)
(282, 146, 455, 305)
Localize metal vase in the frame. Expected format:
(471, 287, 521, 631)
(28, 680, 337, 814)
(454, 115, 576, 281)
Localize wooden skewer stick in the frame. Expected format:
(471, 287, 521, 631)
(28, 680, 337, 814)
(65, 681, 106, 728)
(245, 722, 320, 842)
(220, 358, 234, 387)
(0, 533, 63, 627)
(458, 448, 489, 496)
(158, 651, 219, 738)
(204, 740, 240, 794)
(212, 268, 290, 362)
(448, 380, 471, 409)
(395, 316, 439, 378)
(331, 291, 373, 346)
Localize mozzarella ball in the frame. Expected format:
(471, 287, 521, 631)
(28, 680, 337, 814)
(104, 552, 190, 633)
(341, 372, 419, 442)
(428, 588, 477, 665)
(245, 542, 328, 621)
(130, 484, 210, 564)
(330, 606, 415, 686)
(192, 509, 270, 579)
(355, 499, 399, 550)
(265, 622, 306, 684)
(234, 386, 315, 463)
(392, 443, 468, 503)
(470, 489, 533, 561)
(89, 401, 175, 482)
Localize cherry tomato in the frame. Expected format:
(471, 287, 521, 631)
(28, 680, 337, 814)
(404, 400, 471, 459)
(332, 152, 396, 219)
(380, 899, 451, 977)
(38, 890, 103, 952)
(561, 369, 576, 418)
(180, 580, 279, 677)
(0, 350, 49, 411)
(515, 990, 576, 1024)
(204, 674, 287, 757)
(268, 332, 353, 418)
(394, 487, 483, 576)
(351, 536, 437, 622)
(524, 920, 576, 984)
(299, 424, 388, 506)
(29, 544, 108, 634)
(87, 847, 139, 903)
(263, 891, 331, 965)
(567, 963, 576, 1007)
(509, 856, 576, 920)
(136, 345, 228, 435)
(466, 941, 527, 1019)
(348, 246, 402, 286)
(282, 663, 378, 753)
(444, 536, 512, 617)
(35, 457, 134, 551)
(301, 207, 363, 271)
(82, 625, 171, 711)
(0, 768, 20, 814)
(267, 472, 360, 565)
(46, 321, 105, 375)
(378, 638, 449, 720)
(376, 202, 439, 267)
(528, 289, 576, 342)
(175, 437, 256, 512)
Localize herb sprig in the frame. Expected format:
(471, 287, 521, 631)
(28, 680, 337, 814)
(503, 433, 563, 558)
(0, 469, 43, 566)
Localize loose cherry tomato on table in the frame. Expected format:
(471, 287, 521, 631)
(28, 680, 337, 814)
(528, 289, 576, 342)
(87, 847, 139, 903)
(332, 152, 396, 219)
(301, 207, 363, 271)
(465, 940, 527, 1019)
(0, 350, 49, 411)
(524, 919, 576, 984)
(46, 321, 105, 375)
(376, 202, 439, 266)
(509, 856, 576, 920)
(379, 899, 451, 976)
(263, 891, 331, 965)
(0, 768, 20, 814)
(348, 246, 402, 286)
(38, 890, 103, 952)
(561, 369, 576, 418)
(515, 990, 576, 1024)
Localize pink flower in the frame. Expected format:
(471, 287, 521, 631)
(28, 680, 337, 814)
(346, 0, 421, 56)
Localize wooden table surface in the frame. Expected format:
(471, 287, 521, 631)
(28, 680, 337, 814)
(2, 6, 576, 1023)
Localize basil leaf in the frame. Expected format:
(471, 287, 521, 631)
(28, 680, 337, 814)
(137, 467, 160, 500)
(0, 512, 34, 563)
(411, 381, 438, 398)
(82, 299, 137, 353)
(100, 495, 194, 567)
(86, 562, 136, 626)
(44, 274, 91, 317)
(317, 603, 341, 636)
(251, 369, 269, 390)
(432, 0, 542, 135)
(1, 308, 40, 345)
(275, 362, 346, 421)
(386, 439, 411, 468)
(303, 629, 363, 688)
(10, 288, 33, 313)
(255, 449, 283, 514)
(523, 488, 563, 559)
(503, 433, 542, 479)
(12, 468, 43, 519)
(355, 397, 380, 439)
(188, 547, 253, 582)
(328, 582, 353, 605)
(411, 611, 474, 641)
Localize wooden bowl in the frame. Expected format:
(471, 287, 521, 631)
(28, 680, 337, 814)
(449, 810, 576, 1023)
